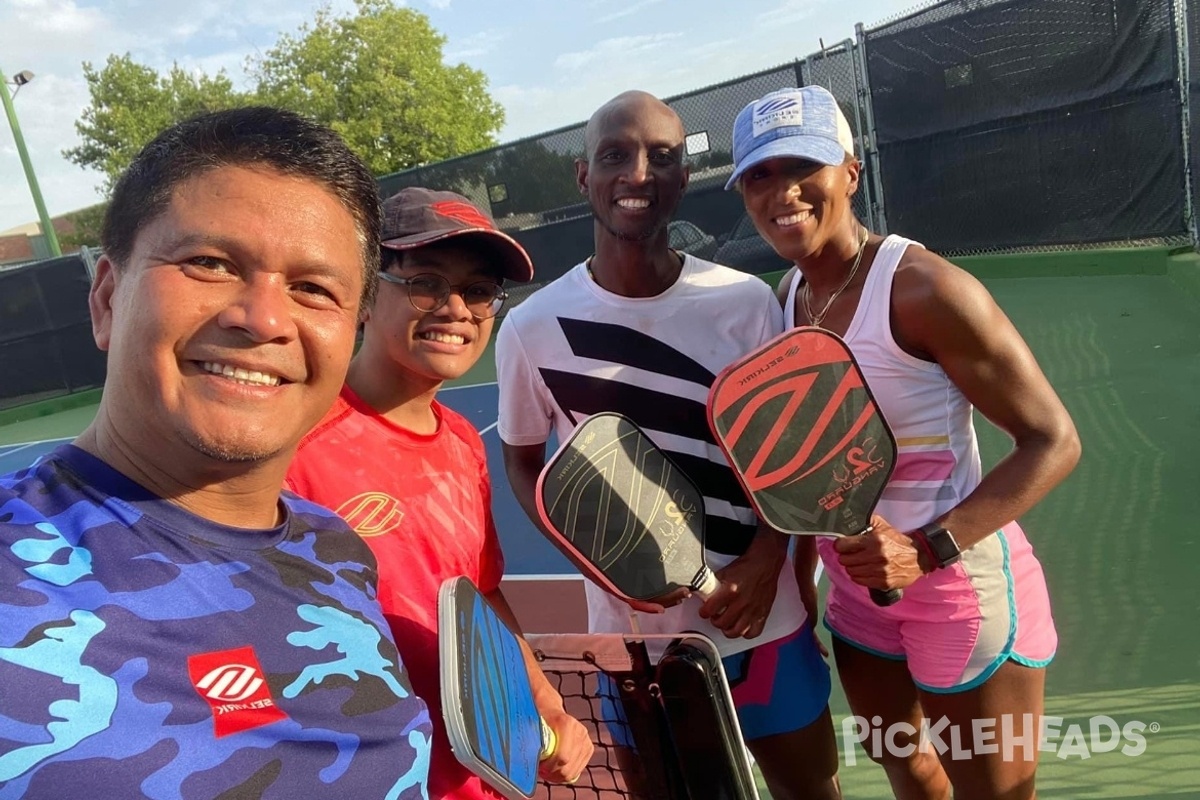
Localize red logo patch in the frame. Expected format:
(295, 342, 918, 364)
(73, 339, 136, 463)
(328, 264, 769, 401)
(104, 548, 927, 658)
(188, 646, 288, 737)
(430, 200, 495, 230)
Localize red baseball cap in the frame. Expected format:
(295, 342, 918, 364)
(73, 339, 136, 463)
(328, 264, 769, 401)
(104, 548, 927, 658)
(380, 187, 534, 283)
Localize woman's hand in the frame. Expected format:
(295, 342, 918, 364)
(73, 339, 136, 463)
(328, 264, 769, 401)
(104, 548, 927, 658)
(831, 514, 927, 591)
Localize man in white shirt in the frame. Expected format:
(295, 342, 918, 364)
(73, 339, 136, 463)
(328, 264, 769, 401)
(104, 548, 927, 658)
(495, 90, 841, 800)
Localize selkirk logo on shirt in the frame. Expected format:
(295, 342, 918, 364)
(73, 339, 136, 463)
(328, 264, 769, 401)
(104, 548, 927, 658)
(188, 646, 288, 737)
(336, 492, 405, 537)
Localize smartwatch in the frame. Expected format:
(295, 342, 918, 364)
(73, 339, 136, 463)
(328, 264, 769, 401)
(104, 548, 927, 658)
(915, 523, 962, 569)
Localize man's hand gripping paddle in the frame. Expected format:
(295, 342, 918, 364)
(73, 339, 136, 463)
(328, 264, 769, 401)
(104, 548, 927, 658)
(536, 412, 718, 609)
(438, 577, 559, 800)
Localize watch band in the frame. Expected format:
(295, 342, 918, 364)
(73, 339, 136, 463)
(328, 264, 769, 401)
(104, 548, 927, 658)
(910, 528, 938, 572)
(916, 523, 962, 569)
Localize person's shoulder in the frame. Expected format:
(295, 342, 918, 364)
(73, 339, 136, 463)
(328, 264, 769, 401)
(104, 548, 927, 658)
(0, 450, 82, 510)
(889, 236, 1001, 352)
(892, 237, 985, 303)
(687, 255, 776, 297)
(294, 387, 357, 451)
(437, 402, 486, 449)
(0, 467, 43, 544)
(280, 489, 350, 525)
(0, 452, 96, 547)
(281, 491, 377, 555)
(503, 265, 587, 328)
(0, 462, 39, 497)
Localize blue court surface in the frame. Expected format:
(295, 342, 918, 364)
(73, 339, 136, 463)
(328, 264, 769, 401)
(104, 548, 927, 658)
(0, 381, 574, 581)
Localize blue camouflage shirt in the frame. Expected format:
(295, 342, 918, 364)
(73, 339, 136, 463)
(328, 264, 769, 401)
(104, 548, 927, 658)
(0, 446, 432, 799)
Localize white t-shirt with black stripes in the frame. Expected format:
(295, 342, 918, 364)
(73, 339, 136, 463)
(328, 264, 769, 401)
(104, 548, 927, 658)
(496, 255, 807, 656)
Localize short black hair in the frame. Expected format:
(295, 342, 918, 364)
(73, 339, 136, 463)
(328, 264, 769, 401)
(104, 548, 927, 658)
(102, 106, 381, 307)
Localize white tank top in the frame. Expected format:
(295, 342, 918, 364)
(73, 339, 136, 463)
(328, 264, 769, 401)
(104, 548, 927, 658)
(784, 235, 982, 531)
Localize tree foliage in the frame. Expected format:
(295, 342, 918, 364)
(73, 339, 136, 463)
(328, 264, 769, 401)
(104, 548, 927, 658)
(64, 55, 246, 192)
(250, 0, 503, 176)
(65, 0, 504, 191)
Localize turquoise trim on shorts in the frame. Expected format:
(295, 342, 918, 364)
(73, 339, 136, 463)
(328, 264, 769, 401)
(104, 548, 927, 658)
(915, 529, 1018, 695)
(1011, 652, 1055, 669)
(823, 617, 907, 661)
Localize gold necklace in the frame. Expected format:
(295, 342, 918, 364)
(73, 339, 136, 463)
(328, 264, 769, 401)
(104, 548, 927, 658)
(802, 228, 869, 328)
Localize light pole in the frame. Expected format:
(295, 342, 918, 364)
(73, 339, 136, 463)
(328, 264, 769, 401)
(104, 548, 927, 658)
(1, 67, 61, 257)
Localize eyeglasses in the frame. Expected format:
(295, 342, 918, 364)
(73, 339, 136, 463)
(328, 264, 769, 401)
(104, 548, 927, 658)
(378, 272, 508, 320)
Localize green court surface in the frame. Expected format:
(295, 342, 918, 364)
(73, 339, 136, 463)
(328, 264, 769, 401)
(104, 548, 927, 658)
(3, 247, 1198, 796)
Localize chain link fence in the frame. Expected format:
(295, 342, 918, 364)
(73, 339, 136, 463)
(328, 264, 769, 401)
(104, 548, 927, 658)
(802, 40, 876, 231)
(861, 0, 1188, 256)
(0, 253, 106, 411)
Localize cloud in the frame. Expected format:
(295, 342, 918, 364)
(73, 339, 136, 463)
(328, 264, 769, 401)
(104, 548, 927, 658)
(0, 0, 359, 228)
(756, 0, 820, 27)
(7, 0, 107, 37)
(425, 0, 452, 8)
(0, 71, 104, 229)
(595, 0, 666, 24)
(446, 29, 507, 62)
(554, 32, 684, 72)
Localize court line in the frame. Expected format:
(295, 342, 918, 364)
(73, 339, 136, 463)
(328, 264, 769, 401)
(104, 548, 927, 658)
(441, 380, 498, 393)
(0, 436, 73, 452)
(503, 573, 583, 582)
(479, 421, 499, 436)
(0, 442, 44, 459)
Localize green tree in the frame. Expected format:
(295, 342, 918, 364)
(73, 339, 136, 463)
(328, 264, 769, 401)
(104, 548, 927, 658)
(65, 0, 505, 191)
(249, 0, 504, 176)
(64, 54, 246, 192)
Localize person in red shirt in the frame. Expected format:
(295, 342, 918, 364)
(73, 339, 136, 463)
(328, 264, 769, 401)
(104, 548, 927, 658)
(286, 187, 592, 798)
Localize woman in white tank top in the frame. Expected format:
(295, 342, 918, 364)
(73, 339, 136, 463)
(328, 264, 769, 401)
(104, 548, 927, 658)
(725, 86, 1081, 800)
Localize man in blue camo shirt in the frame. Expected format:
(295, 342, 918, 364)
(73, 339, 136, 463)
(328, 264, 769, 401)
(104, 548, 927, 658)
(0, 108, 433, 799)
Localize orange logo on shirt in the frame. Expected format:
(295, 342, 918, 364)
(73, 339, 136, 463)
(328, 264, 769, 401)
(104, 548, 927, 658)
(336, 492, 405, 537)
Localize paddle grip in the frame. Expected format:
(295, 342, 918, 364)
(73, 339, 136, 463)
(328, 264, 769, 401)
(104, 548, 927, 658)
(539, 716, 557, 761)
(693, 568, 720, 600)
(870, 587, 903, 606)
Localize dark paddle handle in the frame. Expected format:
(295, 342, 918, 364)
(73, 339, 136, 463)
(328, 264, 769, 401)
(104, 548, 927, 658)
(870, 587, 903, 606)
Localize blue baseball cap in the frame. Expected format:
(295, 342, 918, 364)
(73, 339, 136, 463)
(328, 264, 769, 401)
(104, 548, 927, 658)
(725, 86, 855, 190)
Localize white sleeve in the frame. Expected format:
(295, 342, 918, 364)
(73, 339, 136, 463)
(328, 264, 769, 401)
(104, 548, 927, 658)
(495, 316, 554, 446)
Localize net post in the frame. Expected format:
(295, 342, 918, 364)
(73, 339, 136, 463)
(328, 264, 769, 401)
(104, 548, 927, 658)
(1176, 0, 1198, 250)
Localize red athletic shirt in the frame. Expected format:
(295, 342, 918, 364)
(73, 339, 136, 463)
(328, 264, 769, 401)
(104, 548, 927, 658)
(286, 384, 505, 799)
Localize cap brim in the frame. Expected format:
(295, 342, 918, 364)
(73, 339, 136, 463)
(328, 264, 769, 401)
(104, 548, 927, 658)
(382, 227, 535, 283)
(724, 136, 849, 190)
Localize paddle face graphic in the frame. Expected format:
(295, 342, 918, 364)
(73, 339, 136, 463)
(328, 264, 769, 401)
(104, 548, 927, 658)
(536, 412, 713, 602)
(439, 577, 544, 799)
(708, 327, 896, 537)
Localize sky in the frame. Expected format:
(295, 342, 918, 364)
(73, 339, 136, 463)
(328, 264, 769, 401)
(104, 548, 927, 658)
(0, 0, 921, 233)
